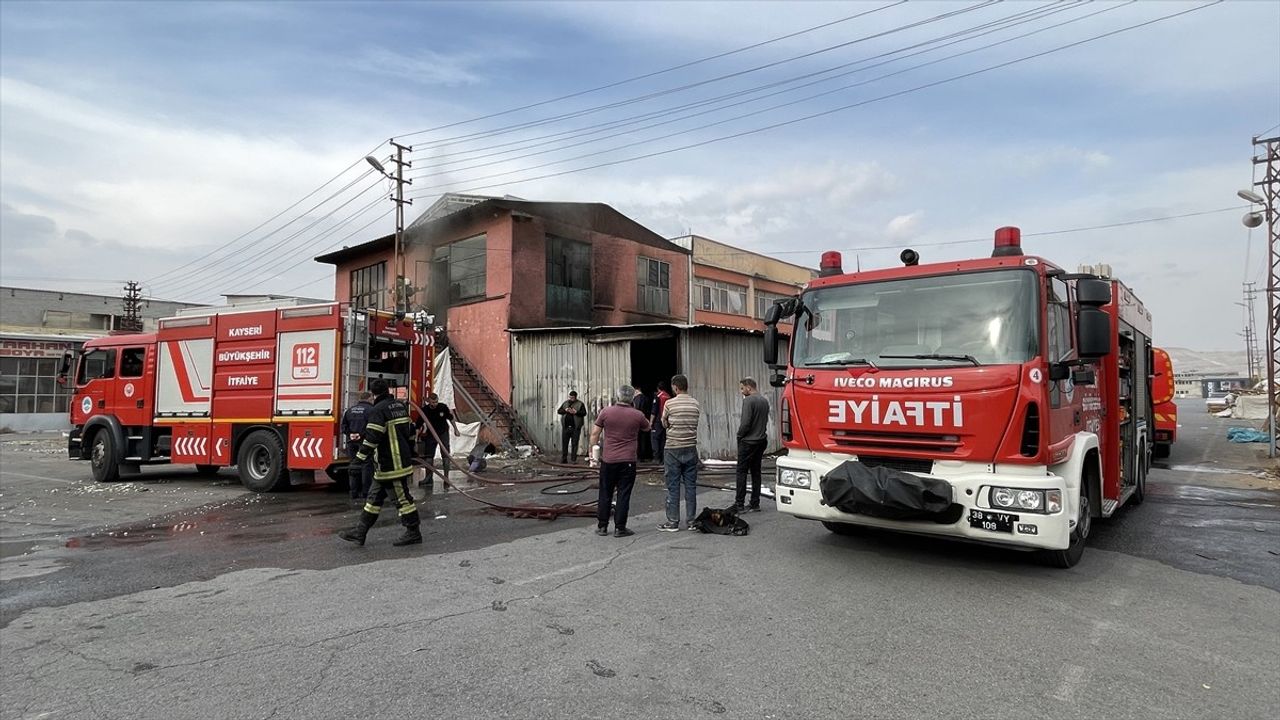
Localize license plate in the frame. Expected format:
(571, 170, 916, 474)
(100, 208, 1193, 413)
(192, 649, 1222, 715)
(969, 509, 1017, 533)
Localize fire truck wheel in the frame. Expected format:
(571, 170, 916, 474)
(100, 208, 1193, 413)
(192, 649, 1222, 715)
(1132, 453, 1147, 506)
(89, 430, 121, 484)
(1039, 484, 1090, 569)
(237, 430, 289, 493)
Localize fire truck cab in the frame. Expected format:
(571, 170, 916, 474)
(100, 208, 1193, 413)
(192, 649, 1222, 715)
(1151, 347, 1177, 458)
(763, 228, 1153, 568)
(66, 301, 434, 492)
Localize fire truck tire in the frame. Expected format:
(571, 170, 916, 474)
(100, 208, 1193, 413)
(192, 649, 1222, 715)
(822, 521, 871, 537)
(89, 430, 121, 484)
(1132, 451, 1148, 506)
(194, 465, 221, 477)
(1039, 481, 1091, 569)
(237, 430, 289, 493)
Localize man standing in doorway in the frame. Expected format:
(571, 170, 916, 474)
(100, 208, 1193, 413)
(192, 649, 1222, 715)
(631, 385, 654, 461)
(657, 374, 701, 532)
(589, 386, 650, 537)
(733, 377, 770, 513)
(650, 380, 671, 460)
(417, 392, 461, 487)
(557, 390, 587, 463)
(340, 391, 375, 503)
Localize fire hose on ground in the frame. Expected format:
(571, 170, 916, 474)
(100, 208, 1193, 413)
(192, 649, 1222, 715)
(412, 423, 774, 520)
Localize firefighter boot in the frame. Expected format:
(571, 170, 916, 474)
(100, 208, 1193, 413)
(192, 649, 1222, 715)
(392, 511, 422, 546)
(338, 510, 378, 546)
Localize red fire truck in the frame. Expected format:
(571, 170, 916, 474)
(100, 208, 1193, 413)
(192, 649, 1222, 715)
(65, 301, 434, 492)
(763, 228, 1153, 567)
(1152, 347, 1177, 458)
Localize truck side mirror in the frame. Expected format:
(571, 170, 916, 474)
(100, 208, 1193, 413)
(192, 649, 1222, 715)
(1077, 307, 1111, 358)
(1075, 278, 1111, 306)
(56, 352, 73, 386)
(764, 325, 780, 366)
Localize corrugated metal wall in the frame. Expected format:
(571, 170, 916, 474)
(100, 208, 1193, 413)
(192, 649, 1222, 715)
(680, 328, 779, 459)
(511, 331, 630, 452)
(512, 327, 776, 458)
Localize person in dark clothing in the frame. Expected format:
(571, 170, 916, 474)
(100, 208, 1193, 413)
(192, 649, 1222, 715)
(416, 392, 460, 487)
(631, 385, 654, 461)
(557, 390, 587, 463)
(651, 380, 671, 460)
(338, 379, 421, 547)
(340, 391, 375, 502)
(589, 386, 650, 537)
(733, 377, 770, 513)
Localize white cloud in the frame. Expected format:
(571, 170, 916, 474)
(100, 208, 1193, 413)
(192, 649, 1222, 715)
(351, 47, 491, 87)
(885, 212, 921, 240)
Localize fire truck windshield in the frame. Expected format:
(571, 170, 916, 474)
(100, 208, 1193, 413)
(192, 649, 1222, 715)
(794, 268, 1039, 369)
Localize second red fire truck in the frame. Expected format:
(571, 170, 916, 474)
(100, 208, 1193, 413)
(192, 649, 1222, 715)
(64, 301, 434, 492)
(763, 228, 1153, 567)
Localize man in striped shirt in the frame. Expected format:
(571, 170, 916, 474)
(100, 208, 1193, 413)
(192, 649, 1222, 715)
(658, 374, 701, 531)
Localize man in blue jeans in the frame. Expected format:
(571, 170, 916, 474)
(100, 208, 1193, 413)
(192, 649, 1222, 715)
(657, 374, 702, 531)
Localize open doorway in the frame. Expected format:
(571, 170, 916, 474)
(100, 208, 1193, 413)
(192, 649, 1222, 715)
(630, 336, 679, 461)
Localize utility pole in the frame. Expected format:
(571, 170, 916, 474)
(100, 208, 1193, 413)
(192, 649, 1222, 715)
(365, 142, 414, 315)
(1242, 281, 1259, 382)
(121, 281, 143, 332)
(1248, 134, 1280, 457)
(390, 140, 414, 316)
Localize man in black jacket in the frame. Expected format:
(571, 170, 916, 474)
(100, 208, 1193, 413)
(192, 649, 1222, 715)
(338, 379, 422, 547)
(557, 390, 587, 463)
(340, 391, 375, 502)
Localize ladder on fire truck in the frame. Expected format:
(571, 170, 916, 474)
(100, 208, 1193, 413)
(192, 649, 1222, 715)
(341, 308, 370, 407)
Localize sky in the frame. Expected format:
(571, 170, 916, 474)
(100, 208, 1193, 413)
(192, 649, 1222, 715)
(1, 0, 1278, 351)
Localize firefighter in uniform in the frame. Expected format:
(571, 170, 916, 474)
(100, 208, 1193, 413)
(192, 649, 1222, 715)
(338, 379, 422, 547)
(340, 391, 375, 503)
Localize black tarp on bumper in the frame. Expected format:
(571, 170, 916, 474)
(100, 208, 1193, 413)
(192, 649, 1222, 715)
(820, 461, 955, 522)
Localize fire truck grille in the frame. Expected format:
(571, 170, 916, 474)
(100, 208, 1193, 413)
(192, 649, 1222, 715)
(829, 429, 961, 455)
(853, 454, 934, 474)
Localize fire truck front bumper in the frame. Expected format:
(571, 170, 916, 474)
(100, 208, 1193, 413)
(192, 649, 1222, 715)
(774, 452, 1073, 551)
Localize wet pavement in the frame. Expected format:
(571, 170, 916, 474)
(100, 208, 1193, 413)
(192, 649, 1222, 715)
(1, 397, 1276, 626)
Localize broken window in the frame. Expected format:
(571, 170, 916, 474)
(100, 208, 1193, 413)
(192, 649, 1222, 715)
(350, 261, 386, 310)
(435, 234, 487, 304)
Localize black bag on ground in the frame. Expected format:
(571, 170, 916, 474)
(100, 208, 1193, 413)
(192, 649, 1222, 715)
(691, 507, 750, 536)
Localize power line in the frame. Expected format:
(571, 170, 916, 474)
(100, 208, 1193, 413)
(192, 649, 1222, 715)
(689, 205, 1251, 259)
(394, 2, 910, 140)
(170, 179, 389, 299)
(405, 1, 996, 152)
(143, 142, 385, 285)
(406, 1, 1116, 193)
(412, 2, 1220, 200)
(148, 166, 383, 292)
(407, 1, 1090, 181)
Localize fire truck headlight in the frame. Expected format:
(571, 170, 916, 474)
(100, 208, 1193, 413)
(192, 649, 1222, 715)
(992, 487, 1018, 508)
(1016, 490, 1043, 511)
(990, 487, 1056, 513)
(778, 468, 812, 488)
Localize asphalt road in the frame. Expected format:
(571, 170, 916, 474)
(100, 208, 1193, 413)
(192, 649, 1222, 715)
(1, 398, 1277, 719)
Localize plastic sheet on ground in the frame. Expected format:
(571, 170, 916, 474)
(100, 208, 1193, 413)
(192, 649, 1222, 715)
(1227, 427, 1269, 443)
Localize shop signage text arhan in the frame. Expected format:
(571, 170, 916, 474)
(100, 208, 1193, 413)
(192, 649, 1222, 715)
(0, 339, 74, 358)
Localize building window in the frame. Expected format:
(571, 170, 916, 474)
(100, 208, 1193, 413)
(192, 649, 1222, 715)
(546, 235, 591, 322)
(350, 261, 386, 310)
(435, 234, 487, 303)
(755, 290, 792, 320)
(0, 356, 76, 414)
(695, 279, 748, 315)
(637, 257, 670, 315)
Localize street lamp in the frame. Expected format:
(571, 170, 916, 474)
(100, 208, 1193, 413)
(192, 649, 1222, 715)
(365, 155, 389, 177)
